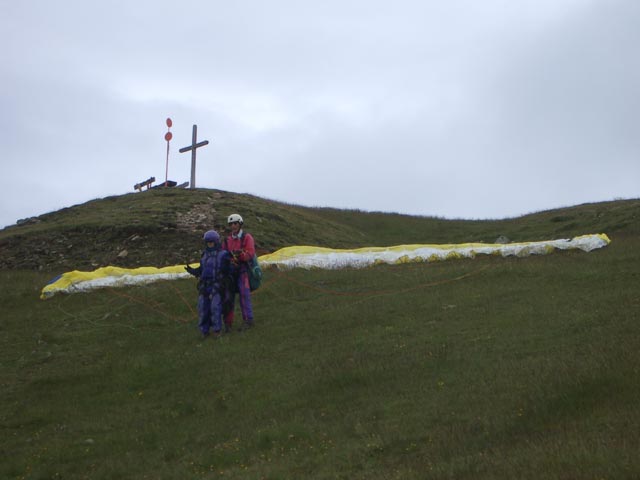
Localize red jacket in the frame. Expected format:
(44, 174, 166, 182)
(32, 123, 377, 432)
(223, 232, 255, 264)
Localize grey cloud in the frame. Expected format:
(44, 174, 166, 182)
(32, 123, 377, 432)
(1, 0, 638, 228)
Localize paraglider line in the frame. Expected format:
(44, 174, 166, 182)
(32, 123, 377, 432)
(269, 264, 490, 298)
(106, 287, 192, 324)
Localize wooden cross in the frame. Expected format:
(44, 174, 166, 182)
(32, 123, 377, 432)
(178, 124, 209, 189)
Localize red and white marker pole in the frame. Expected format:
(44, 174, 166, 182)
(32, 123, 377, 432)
(164, 118, 173, 186)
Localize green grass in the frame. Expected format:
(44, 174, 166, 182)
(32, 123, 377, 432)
(2, 228, 639, 479)
(2, 189, 639, 272)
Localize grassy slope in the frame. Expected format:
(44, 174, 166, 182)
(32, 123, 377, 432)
(310, 198, 640, 245)
(1, 194, 639, 479)
(2, 189, 638, 271)
(0, 189, 370, 271)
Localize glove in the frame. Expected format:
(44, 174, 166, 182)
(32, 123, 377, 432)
(185, 265, 197, 276)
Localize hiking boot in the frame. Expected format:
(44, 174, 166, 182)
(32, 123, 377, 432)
(237, 322, 254, 332)
(224, 324, 232, 334)
(212, 331, 221, 339)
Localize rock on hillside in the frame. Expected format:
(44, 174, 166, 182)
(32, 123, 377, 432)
(0, 193, 234, 271)
(0, 226, 203, 272)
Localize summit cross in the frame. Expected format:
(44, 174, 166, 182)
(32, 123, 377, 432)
(178, 124, 209, 189)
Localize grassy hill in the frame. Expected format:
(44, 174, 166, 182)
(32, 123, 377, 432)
(1, 192, 639, 479)
(1, 188, 638, 272)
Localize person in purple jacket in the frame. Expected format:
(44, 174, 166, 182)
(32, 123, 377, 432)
(185, 230, 231, 338)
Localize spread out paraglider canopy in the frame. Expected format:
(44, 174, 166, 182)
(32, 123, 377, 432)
(40, 234, 610, 299)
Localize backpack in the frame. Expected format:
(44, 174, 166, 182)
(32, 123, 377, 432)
(226, 234, 263, 292)
(247, 253, 263, 292)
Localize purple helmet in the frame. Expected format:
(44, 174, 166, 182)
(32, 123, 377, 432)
(203, 230, 220, 244)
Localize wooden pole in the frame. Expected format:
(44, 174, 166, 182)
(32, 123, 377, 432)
(190, 125, 197, 188)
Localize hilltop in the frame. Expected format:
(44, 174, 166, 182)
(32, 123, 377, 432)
(0, 188, 638, 272)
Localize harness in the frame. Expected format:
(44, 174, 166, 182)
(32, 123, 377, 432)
(198, 248, 223, 294)
(224, 233, 262, 292)
(224, 234, 249, 269)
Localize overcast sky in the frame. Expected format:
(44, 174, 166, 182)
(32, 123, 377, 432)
(2, 0, 639, 230)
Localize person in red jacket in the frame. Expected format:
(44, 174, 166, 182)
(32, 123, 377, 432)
(223, 213, 255, 331)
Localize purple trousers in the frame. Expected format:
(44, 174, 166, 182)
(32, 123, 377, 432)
(224, 271, 254, 327)
(198, 289, 223, 334)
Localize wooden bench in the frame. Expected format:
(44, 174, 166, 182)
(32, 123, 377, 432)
(134, 177, 155, 191)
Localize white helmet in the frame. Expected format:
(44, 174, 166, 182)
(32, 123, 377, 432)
(227, 213, 243, 225)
